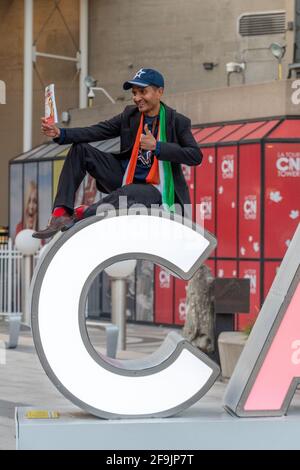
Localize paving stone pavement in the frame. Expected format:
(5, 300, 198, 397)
(1, 321, 300, 450)
(0, 321, 181, 450)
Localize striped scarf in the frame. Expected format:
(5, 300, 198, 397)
(122, 103, 175, 210)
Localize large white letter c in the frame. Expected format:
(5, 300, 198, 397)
(31, 210, 219, 419)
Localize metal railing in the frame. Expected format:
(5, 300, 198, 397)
(0, 239, 22, 317)
(0, 239, 23, 348)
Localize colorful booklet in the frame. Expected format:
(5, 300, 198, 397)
(45, 84, 58, 125)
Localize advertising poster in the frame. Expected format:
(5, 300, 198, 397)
(181, 164, 195, 218)
(264, 261, 280, 298)
(238, 261, 261, 331)
(38, 162, 52, 231)
(15, 163, 38, 239)
(216, 146, 238, 257)
(154, 266, 174, 324)
(195, 147, 216, 235)
(52, 160, 64, 202)
(174, 279, 188, 326)
(9, 164, 23, 241)
(74, 174, 101, 208)
(265, 143, 300, 258)
(239, 144, 261, 259)
(135, 260, 154, 322)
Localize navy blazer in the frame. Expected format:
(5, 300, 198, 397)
(58, 102, 202, 212)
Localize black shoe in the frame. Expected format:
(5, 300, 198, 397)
(61, 206, 90, 232)
(32, 214, 74, 239)
(60, 217, 77, 232)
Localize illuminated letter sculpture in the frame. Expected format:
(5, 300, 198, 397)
(31, 210, 219, 419)
(225, 223, 300, 417)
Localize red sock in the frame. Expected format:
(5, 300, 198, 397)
(74, 205, 88, 220)
(52, 207, 69, 217)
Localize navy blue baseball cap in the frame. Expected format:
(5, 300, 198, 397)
(123, 68, 164, 90)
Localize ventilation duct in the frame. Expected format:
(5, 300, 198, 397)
(239, 11, 286, 37)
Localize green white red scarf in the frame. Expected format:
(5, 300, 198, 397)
(122, 103, 175, 210)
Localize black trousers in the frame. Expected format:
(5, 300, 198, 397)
(53, 143, 162, 217)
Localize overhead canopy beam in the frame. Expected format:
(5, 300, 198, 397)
(23, 0, 33, 152)
(23, 0, 88, 152)
(80, 0, 88, 109)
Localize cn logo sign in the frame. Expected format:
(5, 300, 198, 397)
(276, 153, 300, 178)
(221, 155, 234, 179)
(181, 164, 191, 182)
(159, 269, 171, 289)
(243, 196, 257, 220)
(243, 270, 257, 294)
(31, 211, 300, 419)
(200, 196, 212, 220)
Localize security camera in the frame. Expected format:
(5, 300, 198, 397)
(84, 75, 97, 89)
(61, 111, 70, 123)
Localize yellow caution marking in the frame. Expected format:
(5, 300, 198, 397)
(25, 410, 59, 419)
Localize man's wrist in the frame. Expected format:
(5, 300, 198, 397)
(53, 127, 65, 144)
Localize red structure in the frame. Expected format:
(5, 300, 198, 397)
(154, 118, 300, 329)
(10, 118, 300, 329)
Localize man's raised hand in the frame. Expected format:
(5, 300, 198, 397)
(41, 117, 60, 138)
(140, 123, 156, 151)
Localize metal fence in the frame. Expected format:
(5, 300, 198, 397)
(0, 239, 22, 317)
(0, 239, 24, 348)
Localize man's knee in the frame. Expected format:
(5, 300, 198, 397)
(139, 185, 162, 205)
(121, 184, 162, 206)
(67, 143, 94, 167)
(70, 142, 92, 153)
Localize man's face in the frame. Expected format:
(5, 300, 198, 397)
(131, 85, 163, 115)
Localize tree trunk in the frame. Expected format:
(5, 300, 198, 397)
(182, 265, 215, 354)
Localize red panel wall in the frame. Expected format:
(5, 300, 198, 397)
(237, 261, 261, 330)
(155, 125, 300, 329)
(154, 267, 174, 324)
(205, 259, 216, 276)
(195, 147, 216, 234)
(173, 260, 216, 326)
(264, 261, 281, 298)
(216, 146, 238, 257)
(181, 164, 195, 218)
(239, 144, 261, 259)
(265, 143, 300, 258)
(174, 279, 188, 326)
(216, 260, 237, 279)
(216, 260, 238, 331)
